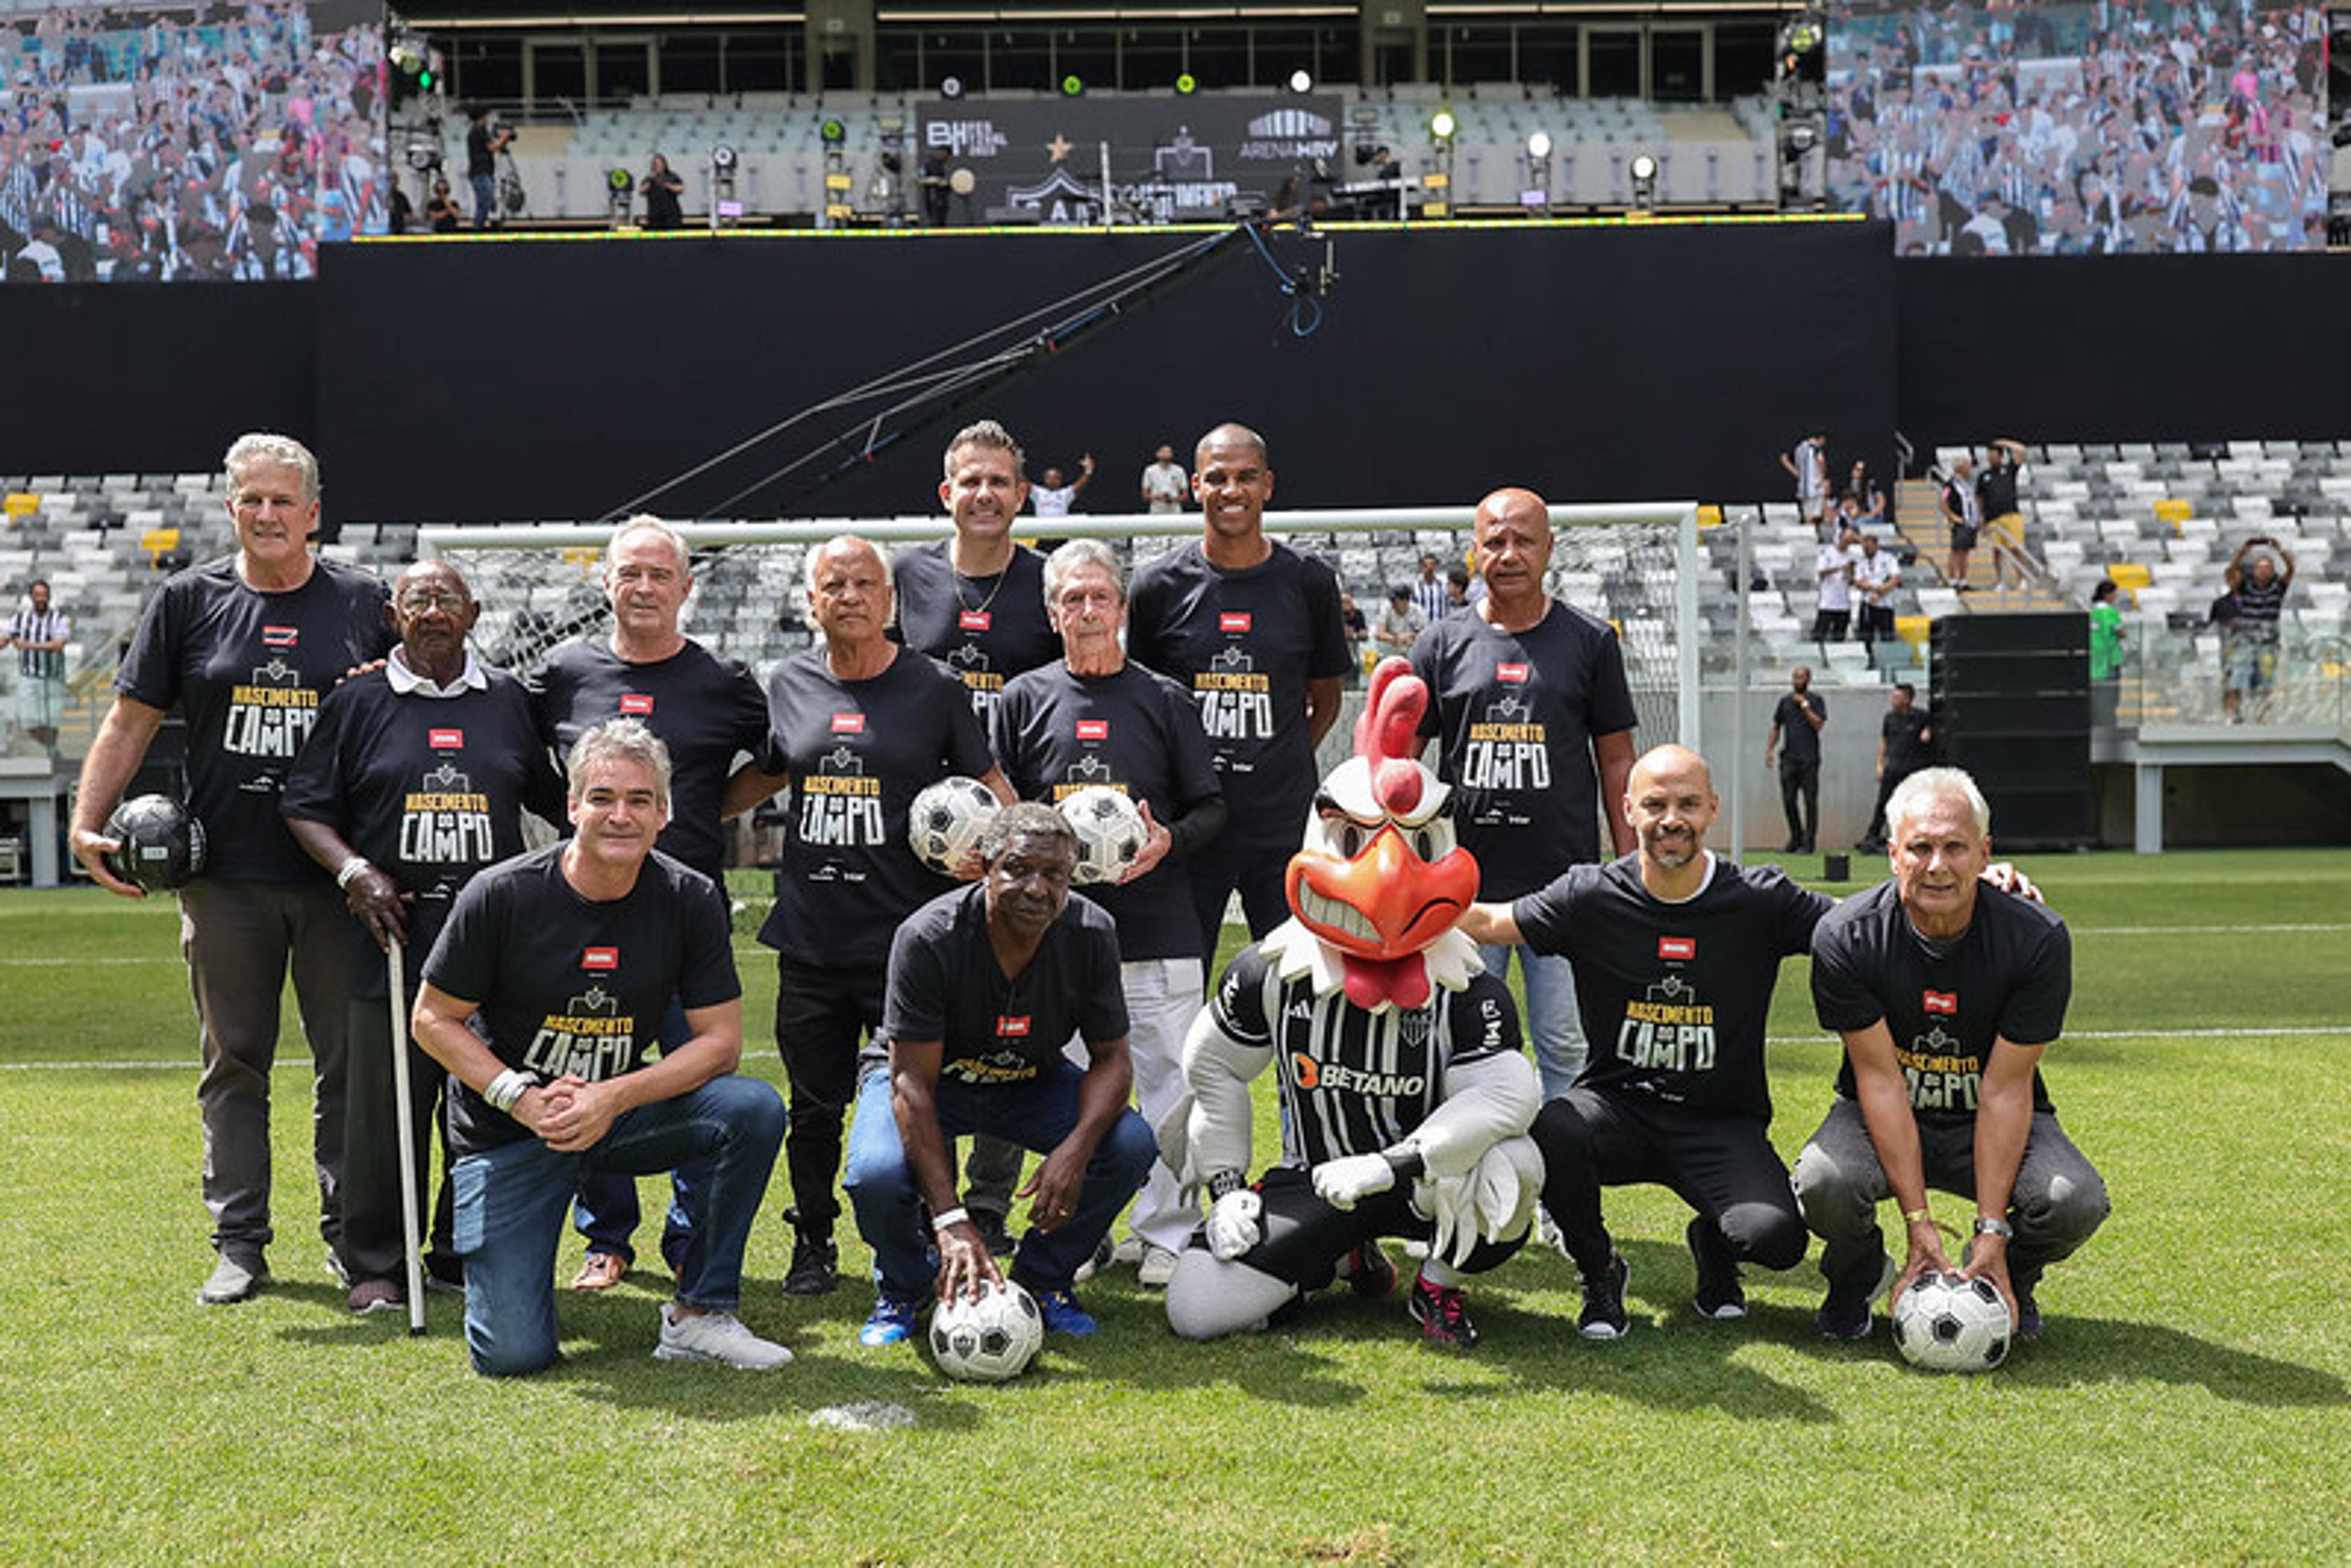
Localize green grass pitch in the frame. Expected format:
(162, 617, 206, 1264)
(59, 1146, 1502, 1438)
(1, 850, 2346, 1564)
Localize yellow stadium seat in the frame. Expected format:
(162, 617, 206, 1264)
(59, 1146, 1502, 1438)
(1895, 615, 1930, 656)
(140, 527, 180, 566)
(2107, 561, 2151, 606)
(3, 493, 37, 520)
(1697, 505, 1724, 528)
(560, 546, 601, 579)
(2152, 498, 2191, 530)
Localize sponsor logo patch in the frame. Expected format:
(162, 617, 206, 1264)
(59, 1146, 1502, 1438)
(583, 947, 618, 971)
(1218, 612, 1251, 634)
(1924, 990, 1957, 1015)
(997, 1015, 1031, 1037)
(831, 712, 865, 734)
(1076, 719, 1108, 741)
(1658, 936, 1695, 960)
(428, 728, 463, 750)
(262, 626, 298, 648)
(618, 693, 653, 716)
(959, 610, 992, 632)
(1497, 661, 1529, 683)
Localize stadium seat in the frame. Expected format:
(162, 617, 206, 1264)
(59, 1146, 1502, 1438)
(2107, 561, 2153, 605)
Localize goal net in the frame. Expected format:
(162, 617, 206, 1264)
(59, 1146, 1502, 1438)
(420, 503, 1703, 763)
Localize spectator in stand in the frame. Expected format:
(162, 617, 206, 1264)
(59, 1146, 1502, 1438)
(1852, 531, 1901, 647)
(1140, 445, 1188, 515)
(1842, 459, 1887, 530)
(1374, 585, 1425, 655)
(1031, 457, 1093, 519)
(1410, 553, 1451, 625)
(2088, 579, 2126, 683)
(3, 578, 70, 754)
(1813, 521, 1861, 642)
(2221, 535, 2296, 723)
(1940, 456, 1981, 591)
(1338, 590, 1368, 676)
(1764, 666, 1826, 854)
(1444, 565, 1482, 617)
(1977, 439, 2030, 589)
(1858, 682, 1932, 852)
(1782, 430, 1830, 528)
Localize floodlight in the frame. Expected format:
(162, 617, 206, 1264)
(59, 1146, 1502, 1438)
(820, 117, 846, 145)
(1528, 130, 1552, 160)
(1430, 108, 1457, 141)
(711, 143, 738, 172)
(1629, 151, 1659, 182)
(1176, 72, 1198, 96)
(1289, 69, 1313, 94)
(1060, 73, 1085, 97)
(606, 167, 633, 193)
(940, 75, 963, 99)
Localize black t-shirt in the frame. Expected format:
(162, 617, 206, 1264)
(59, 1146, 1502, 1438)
(116, 555, 394, 883)
(423, 843, 740, 1157)
(754, 647, 996, 967)
(1978, 462, 2020, 517)
(1513, 855, 1830, 1120)
(465, 121, 496, 178)
(883, 882, 1128, 1086)
(642, 173, 683, 229)
(1127, 540, 1350, 857)
(991, 660, 1224, 962)
(1881, 706, 1932, 773)
(1772, 691, 1826, 765)
(1209, 945, 1523, 1170)
(1812, 880, 2070, 1123)
(1411, 602, 1639, 899)
(530, 639, 768, 882)
(890, 540, 1059, 723)
(282, 662, 568, 997)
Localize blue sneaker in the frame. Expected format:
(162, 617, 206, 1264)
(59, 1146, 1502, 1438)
(1027, 1283, 1097, 1337)
(858, 1292, 923, 1347)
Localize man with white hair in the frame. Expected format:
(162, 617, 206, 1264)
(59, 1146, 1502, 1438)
(1793, 767, 2109, 1343)
(70, 432, 394, 1305)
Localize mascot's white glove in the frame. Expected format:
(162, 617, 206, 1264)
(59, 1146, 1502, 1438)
(1312, 1151, 1400, 1210)
(1204, 1181, 1264, 1261)
(1422, 1136, 1543, 1269)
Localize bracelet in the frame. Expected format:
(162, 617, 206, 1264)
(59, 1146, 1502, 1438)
(1900, 1206, 1932, 1225)
(1206, 1170, 1247, 1201)
(931, 1206, 969, 1234)
(483, 1068, 539, 1113)
(335, 855, 370, 890)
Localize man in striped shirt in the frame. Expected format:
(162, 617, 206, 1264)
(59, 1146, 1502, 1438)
(4, 579, 70, 752)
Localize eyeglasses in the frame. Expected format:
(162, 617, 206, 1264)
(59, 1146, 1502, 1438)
(397, 590, 470, 613)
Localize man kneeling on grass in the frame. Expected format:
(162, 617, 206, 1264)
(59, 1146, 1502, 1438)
(411, 718, 789, 1375)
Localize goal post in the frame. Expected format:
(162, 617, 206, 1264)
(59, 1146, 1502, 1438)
(420, 501, 1704, 757)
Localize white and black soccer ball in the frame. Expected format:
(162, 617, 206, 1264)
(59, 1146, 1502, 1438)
(1058, 785, 1147, 887)
(1892, 1270, 2011, 1372)
(907, 776, 999, 877)
(928, 1278, 1044, 1382)
(103, 794, 206, 891)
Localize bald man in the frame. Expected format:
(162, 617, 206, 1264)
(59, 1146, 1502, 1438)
(1458, 745, 1826, 1340)
(1412, 486, 1638, 1104)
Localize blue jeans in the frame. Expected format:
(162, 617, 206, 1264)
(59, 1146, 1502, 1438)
(1477, 942, 1585, 1102)
(451, 1075, 783, 1376)
(470, 171, 495, 230)
(844, 1059, 1155, 1298)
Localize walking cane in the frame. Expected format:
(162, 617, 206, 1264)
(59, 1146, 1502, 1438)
(387, 936, 427, 1336)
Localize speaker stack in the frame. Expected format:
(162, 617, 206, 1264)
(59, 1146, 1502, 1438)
(1928, 613, 2091, 849)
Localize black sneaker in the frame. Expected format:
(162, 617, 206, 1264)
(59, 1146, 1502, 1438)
(1408, 1273, 1479, 1350)
(1817, 1253, 1895, 1340)
(1687, 1216, 1747, 1320)
(2012, 1262, 2044, 1340)
(1578, 1253, 1630, 1340)
(1344, 1239, 1398, 1299)
(970, 1209, 1016, 1258)
(781, 1232, 838, 1296)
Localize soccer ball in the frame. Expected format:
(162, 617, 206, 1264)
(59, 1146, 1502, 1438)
(907, 776, 999, 876)
(1892, 1270, 2011, 1372)
(1059, 786, 1147, 886)
(103, 794, 207, 891)
(928, 1279, 1044, 1382)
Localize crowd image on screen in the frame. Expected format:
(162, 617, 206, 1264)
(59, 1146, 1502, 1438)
(1825, 0, 2328, 254)
(0, 1, 387, 282)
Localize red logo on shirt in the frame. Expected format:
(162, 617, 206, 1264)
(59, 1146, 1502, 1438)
(1924, 990, 1957, 1015)
(1076, 719, 1109, 741)
(959, 610, 992, 632)
(618, 693, 654, 716)
(583, 948, 618, 971)
(1497, 662, 1530, 683)
(1658, 936, 1695, 961)
(997, 1016, 1032, 1037)
(831, 712, 865, 734)
(262, 626, 298, 648)
(1218, 612, 1251, 634)
(428, 729, 464, 750)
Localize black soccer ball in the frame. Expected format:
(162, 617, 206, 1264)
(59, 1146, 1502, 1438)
(104, 794, 207, 891)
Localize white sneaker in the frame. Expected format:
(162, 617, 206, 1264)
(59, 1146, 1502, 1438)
(654, 1303, 793, 1369)
(1110, 1234, 1149, 1269)
(1136, 1244, 1180, 1288)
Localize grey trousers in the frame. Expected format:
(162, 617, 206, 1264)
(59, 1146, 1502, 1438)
(1791, 1095, 2109, 1297)
(179, 878, 353, 1261)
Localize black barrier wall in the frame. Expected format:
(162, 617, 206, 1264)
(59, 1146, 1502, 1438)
(6, 229, 2347, 517)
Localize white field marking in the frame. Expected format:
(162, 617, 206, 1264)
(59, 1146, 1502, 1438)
(15, 1024, 2351, 1072)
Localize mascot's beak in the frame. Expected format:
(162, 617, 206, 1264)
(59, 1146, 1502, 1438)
(1287, 823, 1479, 964)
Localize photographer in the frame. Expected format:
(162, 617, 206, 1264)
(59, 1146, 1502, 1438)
(641, 154, 686, 231)
(2220, 533, 2296, 724)
(465, 105, 513, 231)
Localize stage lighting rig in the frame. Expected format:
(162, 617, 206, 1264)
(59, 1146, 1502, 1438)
(1629, 151, 1659, 212)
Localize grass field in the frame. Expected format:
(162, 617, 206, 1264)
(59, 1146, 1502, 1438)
(2, 850, 2348, 1564)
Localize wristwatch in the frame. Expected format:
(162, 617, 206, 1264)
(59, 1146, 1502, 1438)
(1971, 1215, 2014, 1240)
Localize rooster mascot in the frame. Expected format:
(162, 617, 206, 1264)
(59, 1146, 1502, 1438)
(1161, 659, 1543, 1348)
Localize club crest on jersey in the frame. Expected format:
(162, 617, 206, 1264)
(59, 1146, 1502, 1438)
(1658, 936, 1695, 961)
(583, 947, 618, 971)
(996, 1015, 1031, 1038)
(429, 728, 464, 750)
(618, 694, 653, 716)
(1496, 661, 1529, 683)
(1075, 719, 1109, 741)
(959, 610, 991, 632)
(261, 626, 298, 648)
(1218, 612, 1251, 634)
(1924, 989, 1957, 1015)
(831, 711, 865, 734)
